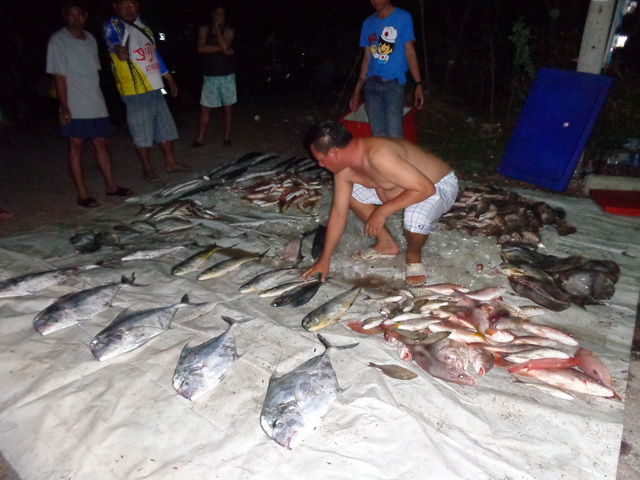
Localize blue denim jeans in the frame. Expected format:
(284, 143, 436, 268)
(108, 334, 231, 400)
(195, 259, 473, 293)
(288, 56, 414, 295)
(363, 77, 405, 138)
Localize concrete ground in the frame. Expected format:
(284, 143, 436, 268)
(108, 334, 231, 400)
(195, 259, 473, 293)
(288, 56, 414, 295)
(0, 99, 638, 479)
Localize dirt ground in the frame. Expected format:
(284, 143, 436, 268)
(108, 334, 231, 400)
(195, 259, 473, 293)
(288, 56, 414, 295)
(0, 90, 637, 478)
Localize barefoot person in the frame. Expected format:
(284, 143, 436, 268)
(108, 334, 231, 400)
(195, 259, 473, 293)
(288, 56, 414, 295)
(300, 121, 458, 285)
(46, 0, 132, 208)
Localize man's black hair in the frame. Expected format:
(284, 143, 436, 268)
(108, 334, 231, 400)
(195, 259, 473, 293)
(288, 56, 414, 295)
(303, 121, 352, 154)
(60, 0, 88, 13)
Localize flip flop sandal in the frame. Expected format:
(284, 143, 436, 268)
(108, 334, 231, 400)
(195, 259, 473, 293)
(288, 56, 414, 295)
(166, 164, 192, 173)
(144, 172, 162, 183)
(106, 187, 133, 196)
(405, 263, 427, 285)
(352, 248, 397, 261)
(77, 197, 100, 208)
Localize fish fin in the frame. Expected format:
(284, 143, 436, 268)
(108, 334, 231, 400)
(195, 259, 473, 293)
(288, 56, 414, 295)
(180, 294, 190, 304)
(221, 315, 252, 326)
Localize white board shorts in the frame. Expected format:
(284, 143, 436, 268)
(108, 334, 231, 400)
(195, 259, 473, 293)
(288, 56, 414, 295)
(351, 171, 459, 235)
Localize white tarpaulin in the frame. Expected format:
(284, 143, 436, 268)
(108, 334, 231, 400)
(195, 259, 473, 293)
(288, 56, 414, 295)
(0, 170, 638, 480)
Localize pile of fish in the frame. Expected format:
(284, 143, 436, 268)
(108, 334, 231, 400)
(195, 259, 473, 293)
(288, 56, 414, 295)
(500, 242, 620, 310)
(347, 282, 619, 400)
(229, 170, 324, 214)
(439, 185, 577, 243)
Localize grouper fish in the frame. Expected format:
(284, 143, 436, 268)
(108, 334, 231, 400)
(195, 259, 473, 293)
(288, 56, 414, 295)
(172, 316, 251, 401)
(90, 294, 207, 361)
(33, 273, 136, 336)
(260, 334, 357, 449)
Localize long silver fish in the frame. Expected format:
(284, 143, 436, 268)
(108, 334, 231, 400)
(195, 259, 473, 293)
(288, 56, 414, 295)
(33, 274, 136, 335)
(238, 267, 301, 294)
(301, 287, 361, 331)
(90, 294, 207, 362)
(172, 316, 251, 401)
(260, 334, 357, 449)
(0, 264, 98, 298)
(120, 245, 190, 262)
(196, 249, 268, 281)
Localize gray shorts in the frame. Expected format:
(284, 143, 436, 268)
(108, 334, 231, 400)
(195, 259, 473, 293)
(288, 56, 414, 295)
(121, 89, 178, 147)
(351, 171, 459, 235)
(200, 74, 237, 108)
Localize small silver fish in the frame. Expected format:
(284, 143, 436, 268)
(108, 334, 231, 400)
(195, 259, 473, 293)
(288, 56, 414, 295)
(0, 264, 98, 298)
(196, 250, 267, 280)
(301, 287, 361, 331)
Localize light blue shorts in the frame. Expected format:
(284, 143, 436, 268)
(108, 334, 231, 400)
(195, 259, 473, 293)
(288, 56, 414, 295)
(351, 171, 459, 235)
(200, 74, 237, 108)
(121, 89, 178, 148)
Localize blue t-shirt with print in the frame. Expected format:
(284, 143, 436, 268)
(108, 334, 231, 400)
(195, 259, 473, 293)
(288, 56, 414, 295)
(359, 8, 415, 84)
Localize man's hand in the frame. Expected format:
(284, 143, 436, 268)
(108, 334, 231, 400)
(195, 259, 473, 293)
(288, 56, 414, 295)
(114, 44, 128, 61)
(364, 208, 388, 238)
(59, 107, 72, 125)
(164, 75, 178, 97)
(300, 258, 330, 283)
(414, 85, 425, 110)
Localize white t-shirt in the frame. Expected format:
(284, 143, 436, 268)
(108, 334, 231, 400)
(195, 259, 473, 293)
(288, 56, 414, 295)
(46, 28, 109, 119)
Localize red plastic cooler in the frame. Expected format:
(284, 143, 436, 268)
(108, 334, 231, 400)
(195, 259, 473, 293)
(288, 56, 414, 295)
(339, 105, 417, 143)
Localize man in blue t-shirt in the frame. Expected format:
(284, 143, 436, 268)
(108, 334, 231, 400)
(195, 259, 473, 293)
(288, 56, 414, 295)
(349, 0, 424, 138)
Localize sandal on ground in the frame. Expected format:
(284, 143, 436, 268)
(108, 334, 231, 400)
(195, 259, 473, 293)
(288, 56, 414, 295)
(189, 141, 206, 149)
(405, 263, 427, 285)
(351, 247, 397, 261)
(77, 197, 100, 208)
(166, 164, 192, 173)
(106, 186, 133, 197)
(144, 172, 161, 183)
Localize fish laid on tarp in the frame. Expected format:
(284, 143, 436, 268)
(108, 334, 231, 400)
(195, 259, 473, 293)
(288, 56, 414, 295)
(271, 279, 322, 308)
(408, 342, 477, 386)
(90, 294, 207, 361)
(260, 334, 357, 449)
(367, 362, 418, 380)
(170, 244, 223, 276)
(196, 249, 267, 281)
(301, 287, 361, 331)
(120, 244, 190, 262)
(33, 274, 136, 335)
(0, 264, 98, 298)
(69, 231, 100, 254)
(508, 276, 573, 312)
(173, 316, 250, 400)
(514, 368, 616, 399)
(239, 266, 301, 294)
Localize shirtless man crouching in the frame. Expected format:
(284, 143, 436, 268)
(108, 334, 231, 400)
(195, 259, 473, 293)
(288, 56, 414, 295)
(300, 121, 458, 285)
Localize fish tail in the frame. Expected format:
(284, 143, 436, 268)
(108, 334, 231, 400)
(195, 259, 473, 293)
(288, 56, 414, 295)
(221, 315, 252, 326)
(317, 334, 358, 351)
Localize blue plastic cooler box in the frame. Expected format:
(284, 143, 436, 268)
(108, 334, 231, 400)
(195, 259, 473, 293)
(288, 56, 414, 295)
(498, 68, 612, 191)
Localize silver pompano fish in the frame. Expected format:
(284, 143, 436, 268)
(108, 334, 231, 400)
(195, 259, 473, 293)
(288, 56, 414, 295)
(90, 294, 206, 361)
(173, 316, 250, 400)
(33, 274, 135, 335)
(301, 287, 361, 331)
(260, 334, 357, 449)
(0, 264, 99, 298)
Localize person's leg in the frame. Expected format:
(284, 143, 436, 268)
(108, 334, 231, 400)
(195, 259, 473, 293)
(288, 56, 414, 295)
(91, 137, 118, 192)
(383, 81, 405, 139)
(123, 93, 159, 181)
(363, 79, 386, 137)
(404, 229, 428, 285)
(223, 104, 233, 144)
(194, 105, 211, 145)
(151, 92, 188, 172)
(134, 146, 157, 180)
(349, 196, 399, 255)
(68, 137, 90, 201)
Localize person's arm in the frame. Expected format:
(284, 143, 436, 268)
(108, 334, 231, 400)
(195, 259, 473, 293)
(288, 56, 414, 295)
(363, 151, 435, 238)
(349, 47, 370, 112)
(405, 40, 424, 109)
(301, 175, 353, 282)
(196, 25, 234, 55)
(53, 74, 71, 125)
(104, 18, 129, 61)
